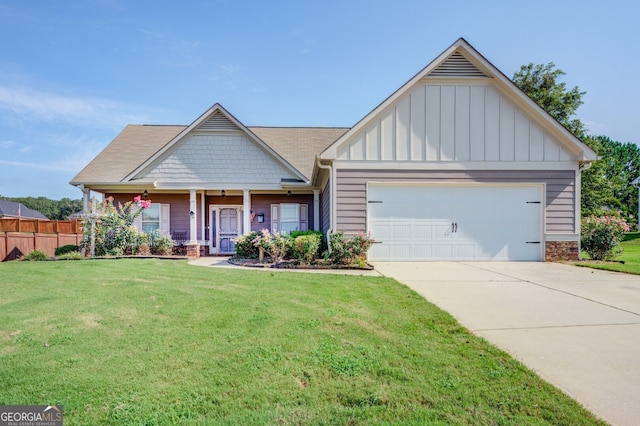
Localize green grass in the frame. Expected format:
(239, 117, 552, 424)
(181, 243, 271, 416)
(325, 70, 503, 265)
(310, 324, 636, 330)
(577, 232, 640, 274)
(0, 259, 604, 425)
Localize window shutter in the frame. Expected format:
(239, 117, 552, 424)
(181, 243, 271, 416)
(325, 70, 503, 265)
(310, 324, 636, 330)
(160, 204, 170, 235)
(299, 204, 308, 231)
(271, 204, 279, 233)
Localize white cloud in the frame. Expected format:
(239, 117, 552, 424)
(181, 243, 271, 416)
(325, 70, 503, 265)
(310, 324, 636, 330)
(0, 85, 150, 129)
(0, 159, 75, 172)
(0, 140, 15, 147)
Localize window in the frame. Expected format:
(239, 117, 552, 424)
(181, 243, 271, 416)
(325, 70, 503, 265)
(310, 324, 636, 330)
(134, 203, 170, 234)
(280, 204, 299, 234)
(271, 203, 308, 234)
(141, 204, 160, 233)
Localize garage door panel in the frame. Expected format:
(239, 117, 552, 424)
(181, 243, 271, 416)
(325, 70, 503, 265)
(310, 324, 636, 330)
(368, 184, 543, 261)
(414, 224, 432, 239)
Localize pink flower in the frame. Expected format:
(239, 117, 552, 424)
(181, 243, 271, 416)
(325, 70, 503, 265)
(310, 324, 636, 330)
(133, 195, 141, 203)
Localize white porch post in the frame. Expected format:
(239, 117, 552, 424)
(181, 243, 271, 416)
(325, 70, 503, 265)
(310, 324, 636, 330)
(200, 190, 205, 244)
(313, 189, 320, 231)
(189, 189, 197, 244)
(81, 187, 90, 213)
(243, 189, 251, 234)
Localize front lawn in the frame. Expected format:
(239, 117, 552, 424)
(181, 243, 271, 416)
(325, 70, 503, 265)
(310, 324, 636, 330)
(0, 259, 603, 425)
(577, 232, 640, 274)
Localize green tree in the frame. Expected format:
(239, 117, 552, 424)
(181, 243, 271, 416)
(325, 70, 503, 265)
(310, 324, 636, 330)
(513, 62, 586, 139)
(582, 136, 640, 228)
(0, 195, 83, 220)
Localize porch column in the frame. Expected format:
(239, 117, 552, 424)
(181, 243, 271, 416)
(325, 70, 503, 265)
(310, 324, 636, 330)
(188, 189, 198, 245)
(82, 187, 90, 213)
(313, 189, 320, 231)
(243, 189, 251, 234)
(200, 190, 206, 245)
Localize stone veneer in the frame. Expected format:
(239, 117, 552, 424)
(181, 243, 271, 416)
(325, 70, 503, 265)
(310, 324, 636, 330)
(186, 244, 200, 258)
(545, 241, 579, 262)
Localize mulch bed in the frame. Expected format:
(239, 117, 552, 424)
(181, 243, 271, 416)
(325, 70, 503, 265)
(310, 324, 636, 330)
(228, 257, 374, 270)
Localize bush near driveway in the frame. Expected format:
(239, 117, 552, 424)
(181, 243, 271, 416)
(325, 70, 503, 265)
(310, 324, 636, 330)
(581, 215, 630, 260)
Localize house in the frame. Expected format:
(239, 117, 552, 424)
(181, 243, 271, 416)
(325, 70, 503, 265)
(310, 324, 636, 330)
(70, 38, 597, 261)
(0, 200, 49, 220)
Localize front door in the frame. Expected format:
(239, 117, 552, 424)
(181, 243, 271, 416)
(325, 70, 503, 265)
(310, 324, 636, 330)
(209, 206, 243, 254)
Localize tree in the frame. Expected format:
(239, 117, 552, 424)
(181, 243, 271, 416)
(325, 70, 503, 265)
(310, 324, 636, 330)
(0, 195, 83, 220)
(513, 62, 586, 139)
(513, 63, 640, 229)
(582, 136, 640, 228)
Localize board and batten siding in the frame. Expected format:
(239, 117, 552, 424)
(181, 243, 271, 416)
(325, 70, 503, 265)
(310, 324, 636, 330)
(334, 169, 575, 233)
(336, 83, 576, 163)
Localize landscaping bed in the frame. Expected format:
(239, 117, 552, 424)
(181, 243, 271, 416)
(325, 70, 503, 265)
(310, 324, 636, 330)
(229, 257, 374, 270)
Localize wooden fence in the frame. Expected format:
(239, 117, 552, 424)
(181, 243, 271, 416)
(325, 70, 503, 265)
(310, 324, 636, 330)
(0, 218, 83, 261)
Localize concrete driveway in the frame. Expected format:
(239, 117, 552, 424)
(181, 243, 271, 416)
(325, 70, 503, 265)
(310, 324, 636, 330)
(372, 261, 640, 426)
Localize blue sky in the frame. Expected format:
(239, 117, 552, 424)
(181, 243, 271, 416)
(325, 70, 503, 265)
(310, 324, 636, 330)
(1, 0, 638, 199)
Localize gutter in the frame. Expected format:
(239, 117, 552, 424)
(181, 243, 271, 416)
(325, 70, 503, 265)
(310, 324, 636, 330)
(315, 157, 335, 250)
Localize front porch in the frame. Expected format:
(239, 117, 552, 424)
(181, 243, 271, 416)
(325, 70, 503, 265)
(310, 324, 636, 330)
(106, 189, 322, 258)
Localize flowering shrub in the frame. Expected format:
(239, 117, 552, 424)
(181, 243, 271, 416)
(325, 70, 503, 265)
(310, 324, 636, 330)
(328, 231, 374, 265)
(82, 195, 167, 256)
(234, 231, 261, 258)
(133, 195, 152, 209)
(581, 215, 630, 260)
(251, 229, 291, 263)
(232, 229, 373, 267)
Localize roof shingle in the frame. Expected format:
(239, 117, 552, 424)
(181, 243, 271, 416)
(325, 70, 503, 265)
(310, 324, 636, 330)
(70, 124, 348, 184)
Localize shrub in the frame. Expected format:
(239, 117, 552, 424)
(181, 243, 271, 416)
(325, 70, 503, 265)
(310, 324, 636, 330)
(106, 247, 124, 257)
(55, 244, 79, 256)
(151, 232, 174, 256)
(56, 251, 83, 260)
(253, 229, 291, 263)
(135, 232, 151, 255)
(292, 234, 320, 264)
(23, 250, 49, 261)
(82, 195, 151, 257)
(289, 230, 327, 254)
(581, 215, 629, 260)
(328, 231, 375, 265)
(234, 231, 261, 259)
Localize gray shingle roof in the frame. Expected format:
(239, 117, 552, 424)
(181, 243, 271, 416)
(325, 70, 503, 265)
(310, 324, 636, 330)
(249, 127, 348, 179)
(70, 124, 349, 184)
(0, 200, 49, 219)
(70, 125, 187, 184)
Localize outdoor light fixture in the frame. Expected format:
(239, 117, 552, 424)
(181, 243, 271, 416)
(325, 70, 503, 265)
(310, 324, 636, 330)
(287, 190, 292, 197)
(221, 190, 226, 198)
(143, 189, 149, 199)
(257, 213, 265, 223)
(189, 211, 195, 218)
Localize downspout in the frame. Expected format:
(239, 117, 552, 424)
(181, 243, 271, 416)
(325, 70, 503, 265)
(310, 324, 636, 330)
(577, 161, 593, 259)
(316, 158, 334, 250)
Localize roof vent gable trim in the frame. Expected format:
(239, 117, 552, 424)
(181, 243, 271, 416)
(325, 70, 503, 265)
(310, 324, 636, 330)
(428, 51, 489, 78)
(196, 110, 240, 131)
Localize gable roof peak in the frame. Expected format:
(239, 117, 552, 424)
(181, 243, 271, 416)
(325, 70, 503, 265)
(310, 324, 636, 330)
(123, 102, 310, 183)
(320, 37, 596, 162)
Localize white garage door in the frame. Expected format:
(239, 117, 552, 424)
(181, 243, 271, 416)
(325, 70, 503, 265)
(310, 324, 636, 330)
(368, 184, 543, 261)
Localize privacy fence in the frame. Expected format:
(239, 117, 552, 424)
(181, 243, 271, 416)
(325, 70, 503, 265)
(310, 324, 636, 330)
(0, 218, 83, 261)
